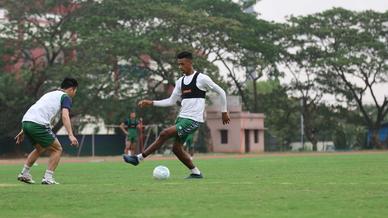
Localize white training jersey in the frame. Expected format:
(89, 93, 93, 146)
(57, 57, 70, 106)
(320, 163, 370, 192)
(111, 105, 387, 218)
(22, 90, 72, 126)
(153, 72, 227, 122)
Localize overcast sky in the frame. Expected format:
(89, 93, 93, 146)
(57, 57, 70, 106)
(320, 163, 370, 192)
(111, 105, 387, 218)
(251, 0, 388, 104)
(255, 0, 388, 22)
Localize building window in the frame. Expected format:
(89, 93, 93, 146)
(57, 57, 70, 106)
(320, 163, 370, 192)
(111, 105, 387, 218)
(254, 130, 259, 143)
(220, 130, 228, 144)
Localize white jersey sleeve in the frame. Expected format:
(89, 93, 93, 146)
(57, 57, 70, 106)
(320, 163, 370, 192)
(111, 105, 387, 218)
(153, 78, 182, 107)
(197, 74, 227, 112)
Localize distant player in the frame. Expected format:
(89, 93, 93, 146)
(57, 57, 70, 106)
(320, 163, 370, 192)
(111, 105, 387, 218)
(123, 51, 230, 179)
(119, 112, 140, 155)
(184, 133, 195, 159)
(15, 77, 79, 185)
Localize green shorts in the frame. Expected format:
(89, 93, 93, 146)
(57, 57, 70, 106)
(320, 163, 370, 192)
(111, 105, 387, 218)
(127, 128, 138, 143)
(185, 133, 194, 149)
(22, 121, 56, 147)
(175, 117, 201, 143)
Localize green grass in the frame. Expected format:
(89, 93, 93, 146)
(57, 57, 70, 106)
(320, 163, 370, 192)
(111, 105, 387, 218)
(1, 153, 388, 218)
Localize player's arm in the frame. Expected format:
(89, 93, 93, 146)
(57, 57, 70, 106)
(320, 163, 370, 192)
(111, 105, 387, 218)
(138, 80, 181, 108)
(60, 95, 78, 146)
(201, 75, 230, 125)
(119, 122, 128, 135)
(136, 119, 143, 131)
(15, 129, 24, 144)
(62, 108, 78, 147)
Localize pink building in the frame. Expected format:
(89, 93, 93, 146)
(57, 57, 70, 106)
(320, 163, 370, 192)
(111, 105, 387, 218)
(206, 96, 265, 153)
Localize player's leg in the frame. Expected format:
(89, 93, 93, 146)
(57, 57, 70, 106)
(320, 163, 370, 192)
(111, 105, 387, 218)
(129, 136, 136, 155)
(123, 126, 177, 165)
(186, 135, 194, 158)
(124, 140, 131, 155)
(25, 145, 46, 167)
(18, 121, 50, 184)
(172, 140, 194, 169)
(189, 147, 194, 158)
(42, 139, 62, 185)
(173, 118, 202, 178)
(173, 138, 202, 179)
(18, 144, 46, 184)
(46, 139, 63, 171)
(143, 126, 177, 157)
(129, 142, 135, 155)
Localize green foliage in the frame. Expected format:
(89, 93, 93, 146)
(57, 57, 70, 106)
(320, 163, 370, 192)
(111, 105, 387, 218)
(0, 71, 36, 138)
(284, 8, 388, 147)
(1, 0, 274, 142)
(245, 80, 300, 147)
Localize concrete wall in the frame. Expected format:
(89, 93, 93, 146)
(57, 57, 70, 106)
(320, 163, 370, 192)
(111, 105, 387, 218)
(207, 111, 265, 153)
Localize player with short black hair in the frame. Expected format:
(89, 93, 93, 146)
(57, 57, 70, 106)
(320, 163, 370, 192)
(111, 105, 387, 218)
(15, 77, 79, 185)
(124, 51, 230, 179)
(61, 77, 78, 89)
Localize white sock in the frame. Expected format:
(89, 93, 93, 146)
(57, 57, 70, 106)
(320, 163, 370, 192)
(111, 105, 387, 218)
(21, 164, 30, 175)
(127, 151, 132, 155)
(137, 154, 144, 162)
(191, 167, 201, 175)
(44, 170, 54, 180)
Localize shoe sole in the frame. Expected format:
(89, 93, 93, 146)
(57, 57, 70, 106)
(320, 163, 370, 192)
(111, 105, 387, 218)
(185, 174, 204, 179)
(17, 177, 35, 184)
(123, 155, 139, 166)
(41, 181, 59, 185)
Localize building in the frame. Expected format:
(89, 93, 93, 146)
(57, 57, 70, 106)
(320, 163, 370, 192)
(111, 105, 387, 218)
(206, 96, 265, 153)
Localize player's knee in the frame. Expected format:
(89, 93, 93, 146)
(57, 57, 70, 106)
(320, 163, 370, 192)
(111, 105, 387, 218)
(51, 143, 62, 154)
(54, 145, 63, 154)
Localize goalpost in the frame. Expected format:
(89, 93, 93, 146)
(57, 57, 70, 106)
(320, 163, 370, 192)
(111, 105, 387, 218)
(76, 124, 160, 157)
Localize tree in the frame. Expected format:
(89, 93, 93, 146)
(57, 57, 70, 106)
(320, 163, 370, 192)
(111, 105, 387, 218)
(288, 8, 388, 148)
(250, 80, 300, 149)
(279, 19, 329, 151)
(1, 0, 280, 153)
(179, 0, 281, 111)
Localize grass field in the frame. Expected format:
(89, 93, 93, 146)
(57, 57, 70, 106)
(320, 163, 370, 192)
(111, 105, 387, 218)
(1, 152, 388, 218)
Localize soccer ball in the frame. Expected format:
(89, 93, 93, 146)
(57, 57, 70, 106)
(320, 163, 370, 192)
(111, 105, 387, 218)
(153, 165, 170, 180)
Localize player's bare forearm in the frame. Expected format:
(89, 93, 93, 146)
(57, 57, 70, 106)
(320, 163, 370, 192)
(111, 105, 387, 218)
(14, 129, 24, 144)
(62, 108, 79, 146)
(119, 123, 128, 134)
(62, 109, 74, 136)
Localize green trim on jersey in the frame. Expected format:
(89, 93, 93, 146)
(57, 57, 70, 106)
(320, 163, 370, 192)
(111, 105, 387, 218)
(22, 121, 56, 147)
(60, 93, 68, 104)
(175, 117, 200, 143)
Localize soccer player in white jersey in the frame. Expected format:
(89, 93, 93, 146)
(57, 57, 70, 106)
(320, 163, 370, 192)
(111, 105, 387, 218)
(123, 51, 230, 179)
(14, 77, 79, 185)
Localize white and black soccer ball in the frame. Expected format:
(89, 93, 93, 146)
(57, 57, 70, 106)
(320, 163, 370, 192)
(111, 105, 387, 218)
(153, 165, 170, 180)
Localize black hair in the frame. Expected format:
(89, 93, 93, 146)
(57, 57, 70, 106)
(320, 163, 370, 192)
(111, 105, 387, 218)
(61, 77, 78, 89)
(176, 51, 193, 60)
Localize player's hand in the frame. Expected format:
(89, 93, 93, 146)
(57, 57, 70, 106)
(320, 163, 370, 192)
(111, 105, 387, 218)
(138, 100, 153, 108)
(14, 130, 24, 144)
(69, 135, 79, 147)
(222, 112, 230, 125)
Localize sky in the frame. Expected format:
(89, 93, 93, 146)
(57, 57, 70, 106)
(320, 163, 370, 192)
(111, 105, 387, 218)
(255, 0, 388, 23)
(250, 0, 388, 105)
